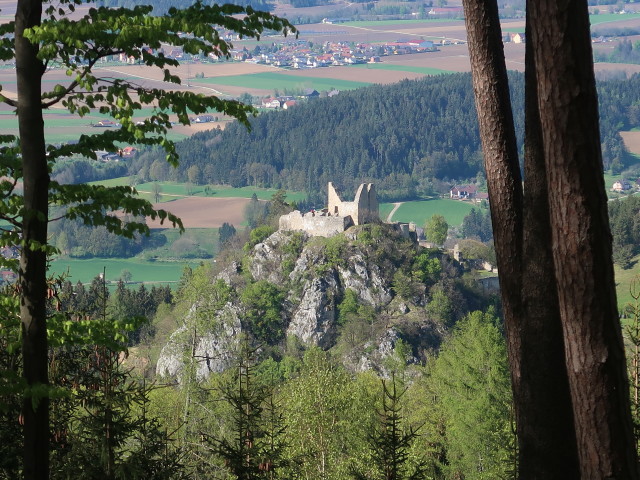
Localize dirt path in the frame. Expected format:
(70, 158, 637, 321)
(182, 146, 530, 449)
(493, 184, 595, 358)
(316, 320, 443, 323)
(386, 202, 403, 222)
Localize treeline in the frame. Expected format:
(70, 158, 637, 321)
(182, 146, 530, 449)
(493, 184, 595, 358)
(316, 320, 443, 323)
(609, 195, 640, 268)
(97, 0, 275, 14)
(594, 38, 640, 66)
(127, 72, 639, 200)
(49, 212, 165, 258)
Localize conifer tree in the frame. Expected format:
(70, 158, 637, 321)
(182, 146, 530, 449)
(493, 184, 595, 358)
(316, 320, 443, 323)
(203, 342, 287, 479)
(351, 374, 427, 480)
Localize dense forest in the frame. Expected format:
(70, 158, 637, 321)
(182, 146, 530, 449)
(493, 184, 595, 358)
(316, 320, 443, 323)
(124, 72, 640, 201)
(2, 221, 517, 479)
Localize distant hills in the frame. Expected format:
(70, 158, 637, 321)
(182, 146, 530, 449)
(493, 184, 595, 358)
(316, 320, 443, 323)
(131, 72, 640, 201)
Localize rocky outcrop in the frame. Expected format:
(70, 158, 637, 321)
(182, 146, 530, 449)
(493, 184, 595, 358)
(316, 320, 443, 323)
(287, 274, 339, 348)
(156, 223, 472, 381)
(338, 254, 391, 306)
(156, 302, 242, 380)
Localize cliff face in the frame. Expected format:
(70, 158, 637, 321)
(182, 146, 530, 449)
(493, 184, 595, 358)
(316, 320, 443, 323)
(157, 224, 481, 380)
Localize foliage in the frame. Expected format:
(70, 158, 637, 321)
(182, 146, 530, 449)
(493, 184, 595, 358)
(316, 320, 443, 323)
(245, 225, 277, 251)
(203, 344, 287, 479)
(426, 286, 453, 326)
(430, 310, 514, 479)
(350, 375, 428, 480)
(424, 214, 448, 245)
(624, 277, 640, 452)
(49, 213, 165, 259)
(461, 207, 493, 241)
(280, 348, 375, 480)
(609, 195, 640, 268)
(411, 251, 441, 285)
(392, 270, 420, 300)
(245, 193, 269, 230)
(338, 288, 359, 326)
(240, 281, 285, 345)
(266, 189, 293, 226)
(456, 238, 496, 265)
(220, 222, 238, 247)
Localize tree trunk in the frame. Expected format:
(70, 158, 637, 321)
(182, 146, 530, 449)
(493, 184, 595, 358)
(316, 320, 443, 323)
(461, 0, 523, 383)
(461, 0, 528, 466)
(517, 3, 580, 476)
(16, 0, 50, 478)
(529, 1, 638, 477)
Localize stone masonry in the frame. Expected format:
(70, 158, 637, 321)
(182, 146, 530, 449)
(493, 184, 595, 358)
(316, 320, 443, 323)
(279, 182, 379, 237)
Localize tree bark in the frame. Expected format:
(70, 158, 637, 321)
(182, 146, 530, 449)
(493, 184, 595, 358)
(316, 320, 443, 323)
(528, 1, 638, 477)
(461, 0, 523, 383)
(16, 0, 50, 478)
(517, 3, 580, 476)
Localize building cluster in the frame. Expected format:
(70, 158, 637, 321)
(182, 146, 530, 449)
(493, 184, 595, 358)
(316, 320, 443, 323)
(612, 179, 640, 193)
(238, 39, 438, 69)
(449, 184, 489, 202)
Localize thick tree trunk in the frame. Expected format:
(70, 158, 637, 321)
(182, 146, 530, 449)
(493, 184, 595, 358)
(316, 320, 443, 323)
(16, 0, 50, 479)
(528, 1, 638, 477)
(517, 4, 580, 477)
(462, 0, 582, 476)
(461, 0, 523, 382)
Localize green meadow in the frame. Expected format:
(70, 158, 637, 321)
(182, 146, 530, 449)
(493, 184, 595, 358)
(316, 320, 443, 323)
(49, 257, 200, 285)
(390, 199, 477, 226)
(199, 72, 370, 91)
(93, 178, 308, 202)
(589, 12, 640, 26)
(353, 64, 451, 75)
(378, 203, 395, 221)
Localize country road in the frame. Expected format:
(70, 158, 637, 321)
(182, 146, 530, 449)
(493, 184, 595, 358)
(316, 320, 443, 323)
(386, 202, 403, 222)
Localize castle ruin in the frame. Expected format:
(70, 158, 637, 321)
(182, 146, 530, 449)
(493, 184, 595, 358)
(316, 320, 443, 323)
(279, 182, 379, 237)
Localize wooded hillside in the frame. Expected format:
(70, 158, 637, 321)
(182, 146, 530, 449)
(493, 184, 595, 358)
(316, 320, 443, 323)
(130, 72, 640, 200)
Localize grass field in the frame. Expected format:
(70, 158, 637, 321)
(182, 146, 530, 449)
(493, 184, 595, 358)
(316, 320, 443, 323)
(90, 178, 308, 202)
(49, 257, 201, 285)
(352, 64, 451, 75)
(589, 12, 640, 26)
(145, 228, 220, 259)
(132, 181, 308, 202)
(342, 18, 458, 27)
(615, 256, 640, 310)
(199, 71, 371, 91)
(390, 199, 476, 226)
(379, 203, 395, 220)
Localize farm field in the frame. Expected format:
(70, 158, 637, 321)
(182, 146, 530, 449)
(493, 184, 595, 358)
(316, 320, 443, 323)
(621, 131, 640, 156)
(615, 256, 640, 311)
(145, 197, 250, 228)
(200, 71, 370, 92)
(89, 179, 307, 228)
(49, 257, 199, 286)
(378, 203, 395, 221)
(389, 198, 477, 226)
(92, 178, 306, 200)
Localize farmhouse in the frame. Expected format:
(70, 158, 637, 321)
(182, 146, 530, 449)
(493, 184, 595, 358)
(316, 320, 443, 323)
(450, 184, 477, 199)
(612, 180, 633, 192)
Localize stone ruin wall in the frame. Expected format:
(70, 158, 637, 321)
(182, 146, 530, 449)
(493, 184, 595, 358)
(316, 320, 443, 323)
(279, 182, 378, 238)
(327, 182, 378, 225)
(279, 210, 353, 237)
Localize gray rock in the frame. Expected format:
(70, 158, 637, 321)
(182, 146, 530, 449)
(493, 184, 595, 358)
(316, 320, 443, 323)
(287, 274, 339, 348)
(156, 302, 243, 382)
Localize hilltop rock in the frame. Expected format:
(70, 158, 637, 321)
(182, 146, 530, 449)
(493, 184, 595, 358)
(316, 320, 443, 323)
(156, 223, 487, 381)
